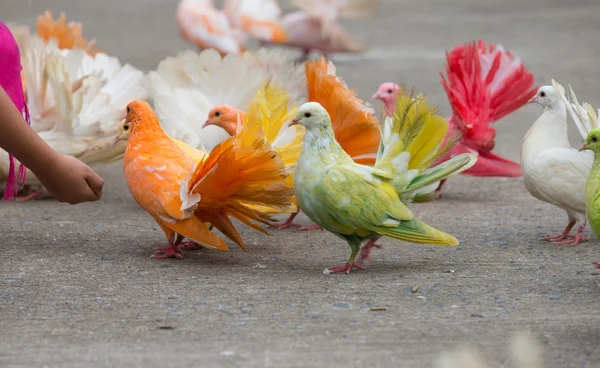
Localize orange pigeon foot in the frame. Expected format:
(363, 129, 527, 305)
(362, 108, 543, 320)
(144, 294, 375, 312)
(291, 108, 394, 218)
(356, 237, 382, 265)
(325, 263, 366, 275)
(592, 262, 600, 269)
(15, 191, 42, 201)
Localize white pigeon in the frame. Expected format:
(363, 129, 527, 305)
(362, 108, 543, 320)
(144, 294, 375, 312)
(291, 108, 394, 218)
(520, 81, 594, 245)
(0, 34, 147, 200)
(144, 47, 306, 152)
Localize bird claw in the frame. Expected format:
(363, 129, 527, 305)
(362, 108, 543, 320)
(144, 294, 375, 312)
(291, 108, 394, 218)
(299, 224, 323, 231)
(552, 236, 589, 246)
(153, 246, 184, 259)
(324, 263, 366, 275)
(270, 221, 303, 230)
(539, 234, 573, 242)
(592, 262, 600, 269)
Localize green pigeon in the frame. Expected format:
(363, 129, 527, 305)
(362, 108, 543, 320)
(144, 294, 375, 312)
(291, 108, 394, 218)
(290, 92, 477, 274)
(579, 128, 600, 269)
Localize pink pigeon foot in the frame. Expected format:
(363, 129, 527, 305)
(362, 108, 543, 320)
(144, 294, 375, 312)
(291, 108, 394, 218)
(539, 220, 575, 242)
(552, 225, 589, 246)
(356, 237, 382, 265)
(270, 212, 303, 230)
(154, 235, 184, 259)
(299, 224, 323, 231)
(592, 262, 600, 269)
(325, 263, 366, 275)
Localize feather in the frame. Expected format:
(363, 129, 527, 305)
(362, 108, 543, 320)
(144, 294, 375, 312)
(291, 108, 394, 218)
(305, 57, 380, 164)
(146, 48, 305, 152)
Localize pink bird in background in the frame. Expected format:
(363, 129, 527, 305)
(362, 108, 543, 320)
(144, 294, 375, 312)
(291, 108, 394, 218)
(262, 0, 380, 61)
(373, 40, 537, 192)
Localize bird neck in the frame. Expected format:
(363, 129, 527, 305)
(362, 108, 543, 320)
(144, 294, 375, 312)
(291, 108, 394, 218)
(523, 106, 570, 154)
(301, 126, 350, 163)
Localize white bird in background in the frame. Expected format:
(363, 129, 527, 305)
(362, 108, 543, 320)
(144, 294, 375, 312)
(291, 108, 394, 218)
(144, 48, 306, 153)
(520, 81, 594, 245)
(176, 0, 288, 55)
(0, 29, 147, 201)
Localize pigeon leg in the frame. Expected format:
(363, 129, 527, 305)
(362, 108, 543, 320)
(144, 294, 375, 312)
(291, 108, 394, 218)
(270, 212, 303, 230)
(154, 231, 184, 259)
(324, 240, 366, 274)
(539, 220, 575, 242)
(552, 224, 590, 246)
(15, 191, 42, 201)
(356, 236, 382, 266)
(592, 262, 600, 269)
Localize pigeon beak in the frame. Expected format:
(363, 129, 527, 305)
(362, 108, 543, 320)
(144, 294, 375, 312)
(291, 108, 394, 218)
(113, 133, 122, 147)
(579, 143, 589, 152)
(527, 96, 538, 104)
(372, 92, 381, 100)
(202, 119, 212, 129)
(289, 117, 301, 126)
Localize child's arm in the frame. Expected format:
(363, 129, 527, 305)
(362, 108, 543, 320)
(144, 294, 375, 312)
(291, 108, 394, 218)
(0, 87, 104, 204)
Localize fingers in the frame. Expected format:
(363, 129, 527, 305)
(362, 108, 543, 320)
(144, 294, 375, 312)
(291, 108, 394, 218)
(84, 169, 104, 201)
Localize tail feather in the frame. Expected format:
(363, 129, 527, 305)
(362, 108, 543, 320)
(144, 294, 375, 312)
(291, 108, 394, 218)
(162, 216, 229, 252)
(552, 79, 599, 141)
(441, 40, 536, 152)
(186, 137, 295, 249)
(36, 10, 100, 55)
(305, 58, 380, 165)
(376, 217, 458, 246)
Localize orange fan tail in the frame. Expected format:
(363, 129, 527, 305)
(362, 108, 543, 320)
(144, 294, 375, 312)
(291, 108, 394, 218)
(188, 137, 295, 249)
(305, 58, 380, 165)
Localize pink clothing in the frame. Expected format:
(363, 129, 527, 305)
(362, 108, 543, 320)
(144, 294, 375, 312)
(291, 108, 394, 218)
(0, 21, 29, 200)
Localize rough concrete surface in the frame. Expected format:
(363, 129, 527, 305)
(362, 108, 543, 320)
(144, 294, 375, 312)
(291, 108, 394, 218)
(1, 0, 600, 367)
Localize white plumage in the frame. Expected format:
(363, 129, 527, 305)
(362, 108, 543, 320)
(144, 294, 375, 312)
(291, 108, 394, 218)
(520, 81, 594, 245)
(145, 48, 306, 152)
(0, 33, 147, 198)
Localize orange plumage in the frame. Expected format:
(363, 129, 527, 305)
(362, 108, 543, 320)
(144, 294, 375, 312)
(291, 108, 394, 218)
(36, 11, 100, 55)
(120, 100, 294, 258)
(305, 58, 380, 165)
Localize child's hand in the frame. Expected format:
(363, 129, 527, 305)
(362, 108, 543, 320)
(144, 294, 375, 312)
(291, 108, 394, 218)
(36, 154, 104, 204)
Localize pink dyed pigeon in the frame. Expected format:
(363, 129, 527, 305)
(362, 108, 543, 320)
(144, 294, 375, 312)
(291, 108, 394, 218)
(373, 40, 537, 192)
(0, 21, 29, 200)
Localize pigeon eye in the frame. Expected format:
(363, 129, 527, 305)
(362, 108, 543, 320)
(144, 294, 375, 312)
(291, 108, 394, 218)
(214, 111, 221, 117)
(540, 91, 546, 98)
(304, 112, 311, 118)
(387, 89, 393, 94)
(593, 136, 598, 143)
(126, 106, 131, 113)
(123, 124, 130, 131)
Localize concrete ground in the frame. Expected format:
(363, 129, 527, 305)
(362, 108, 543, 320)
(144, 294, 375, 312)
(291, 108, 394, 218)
(2, 0, 600, 367)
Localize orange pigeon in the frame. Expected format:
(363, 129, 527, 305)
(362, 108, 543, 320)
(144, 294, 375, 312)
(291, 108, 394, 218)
(205, 57, 381, 230)
(117, 100, 295, 258)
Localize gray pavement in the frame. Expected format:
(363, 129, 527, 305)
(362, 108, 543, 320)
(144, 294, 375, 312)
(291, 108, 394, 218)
(1, 0, 600, 367)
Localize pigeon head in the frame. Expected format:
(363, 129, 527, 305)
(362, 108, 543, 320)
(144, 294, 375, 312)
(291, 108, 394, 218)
(290, 102, 331, 131)
(580, 128, 600, 153)
(528, 85, 562, 110)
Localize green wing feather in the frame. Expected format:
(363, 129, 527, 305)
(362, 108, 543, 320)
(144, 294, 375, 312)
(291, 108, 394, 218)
(311, 165, 458, 246)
